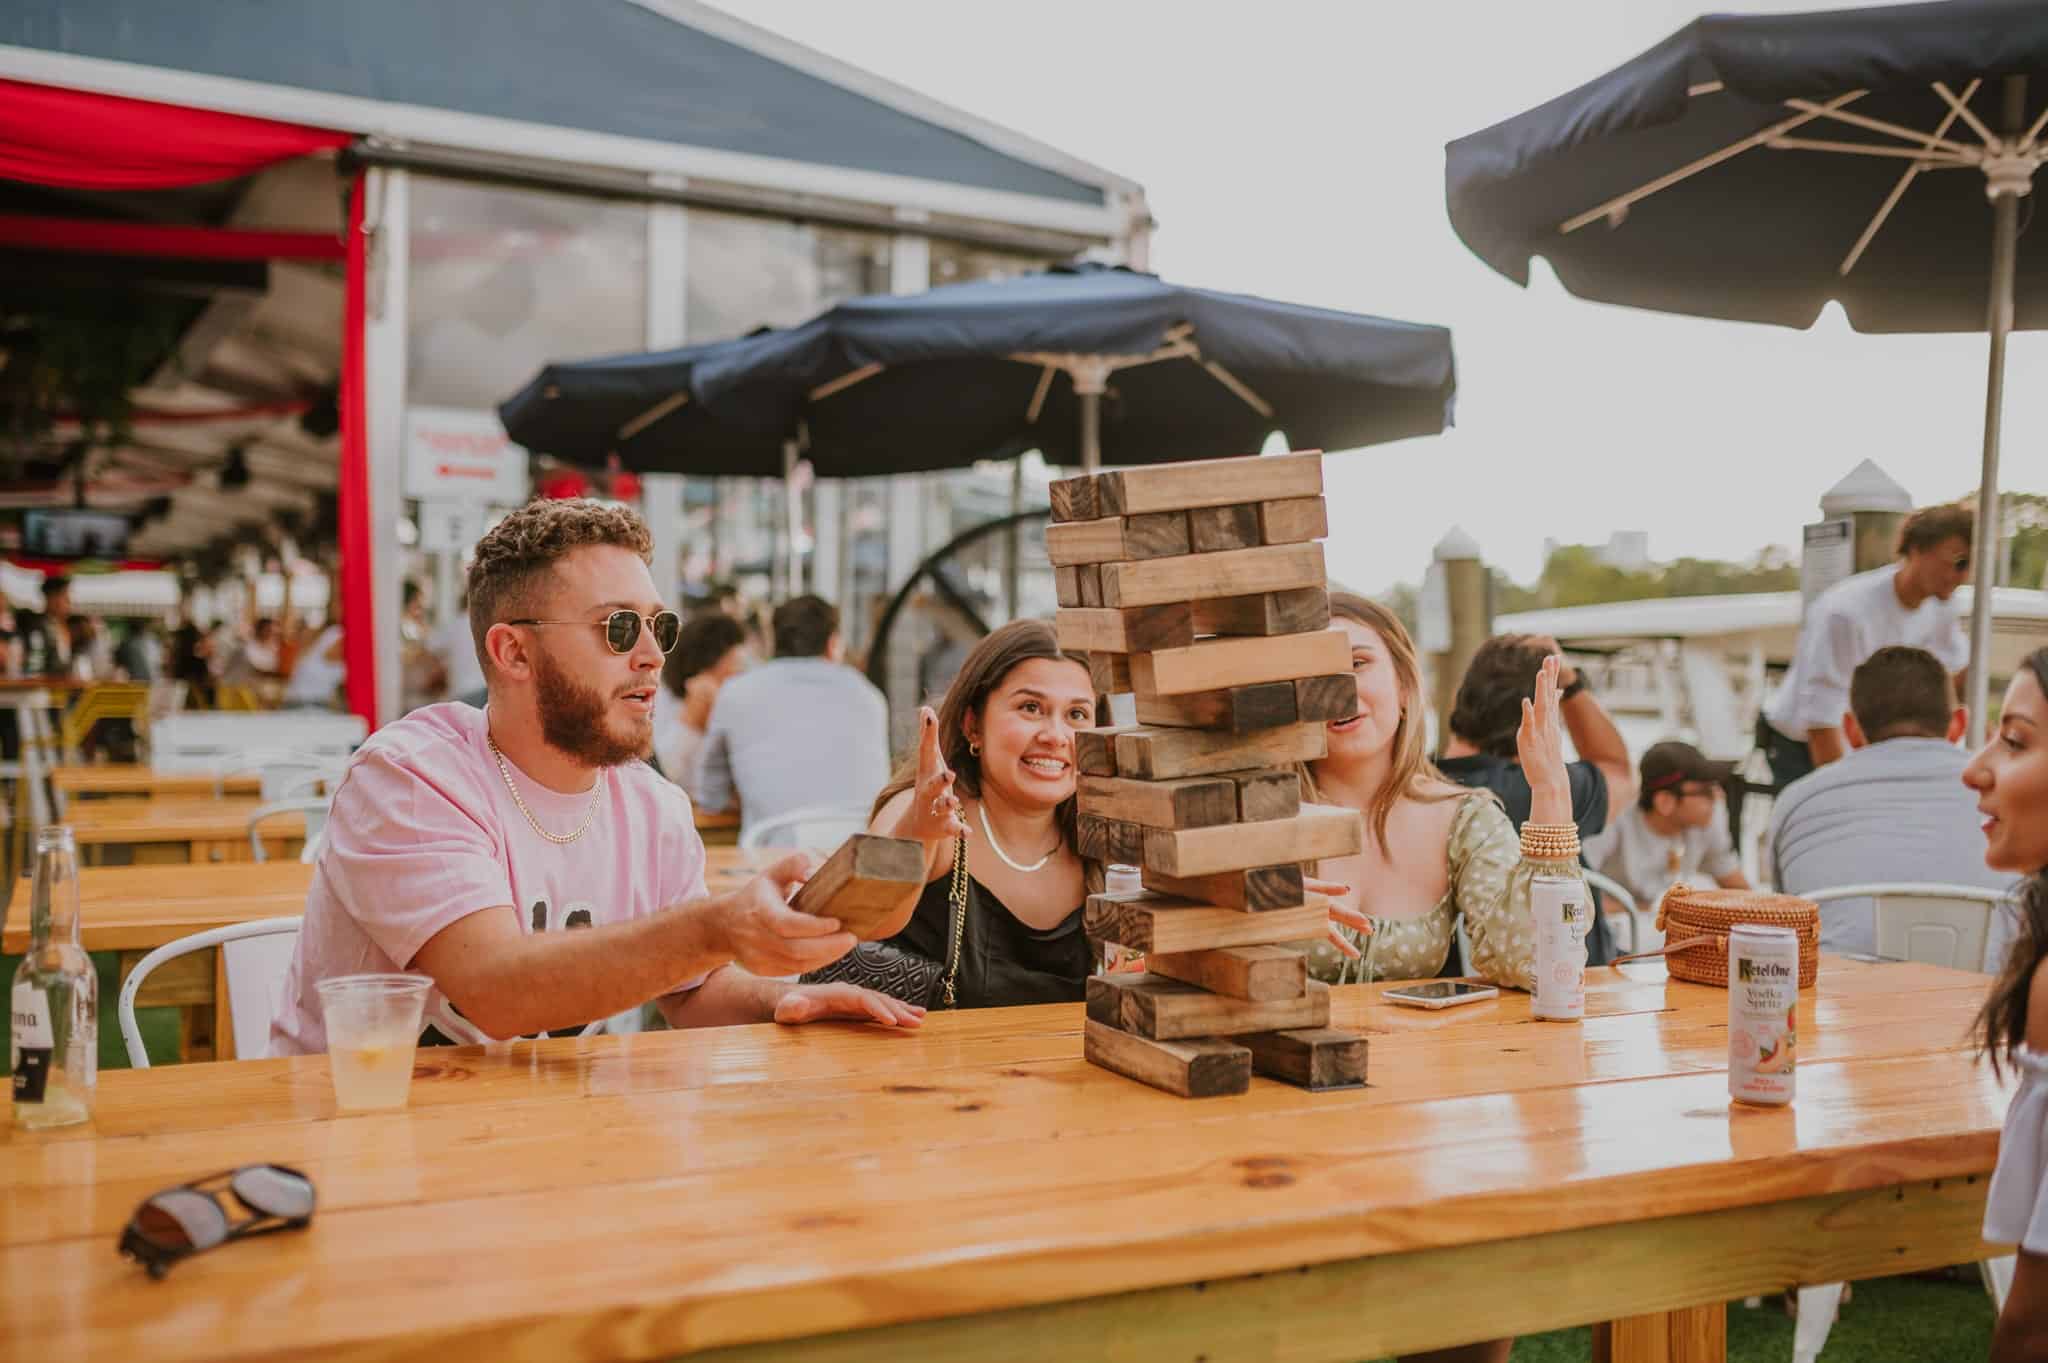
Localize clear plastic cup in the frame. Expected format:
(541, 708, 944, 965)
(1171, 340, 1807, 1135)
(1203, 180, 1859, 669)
(317, 974, 430, 1112)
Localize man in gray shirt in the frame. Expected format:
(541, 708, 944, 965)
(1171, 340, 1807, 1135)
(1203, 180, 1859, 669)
(1768, 645, 2014, 963)
(690, 595, 891, 841)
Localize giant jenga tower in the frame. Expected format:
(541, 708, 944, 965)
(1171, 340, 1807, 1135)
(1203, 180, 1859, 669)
(1050, 449, 1371, 1098)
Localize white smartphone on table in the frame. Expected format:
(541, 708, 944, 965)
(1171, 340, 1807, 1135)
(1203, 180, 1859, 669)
(1382, 980, 1500, 1010)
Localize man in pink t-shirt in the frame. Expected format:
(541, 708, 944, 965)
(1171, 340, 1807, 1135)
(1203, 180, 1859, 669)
(271, 500, 922, 1055)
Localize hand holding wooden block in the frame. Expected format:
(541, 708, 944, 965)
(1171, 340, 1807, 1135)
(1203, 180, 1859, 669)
(788, 834, 926, 941)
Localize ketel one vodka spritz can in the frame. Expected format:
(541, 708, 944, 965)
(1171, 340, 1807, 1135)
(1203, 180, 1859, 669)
(1728, 924, 1800, 1107)
(12, 826, 96, 1129)
(1530, 872, 1591, 1021)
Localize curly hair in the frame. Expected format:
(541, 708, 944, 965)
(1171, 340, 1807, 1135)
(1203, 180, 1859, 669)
(1447, 633, 1551, 759)
(465, 498, 653, 676)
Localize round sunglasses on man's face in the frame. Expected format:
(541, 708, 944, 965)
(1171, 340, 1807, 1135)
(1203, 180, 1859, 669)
(508, 610, 682, 654)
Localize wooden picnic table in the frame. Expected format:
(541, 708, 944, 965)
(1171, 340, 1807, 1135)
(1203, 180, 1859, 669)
(0, 956, 2009, 1363)
(51, 766, 263, 800)
(64, 797, 305, 865)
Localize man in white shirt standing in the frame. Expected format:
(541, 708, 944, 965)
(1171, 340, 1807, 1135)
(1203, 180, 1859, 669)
(1758, 503, 1974, 790)
(1587, 741, 1749, 946)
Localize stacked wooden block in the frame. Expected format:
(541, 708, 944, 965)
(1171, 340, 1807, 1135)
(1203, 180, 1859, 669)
(1051, 450, 1371, 1098)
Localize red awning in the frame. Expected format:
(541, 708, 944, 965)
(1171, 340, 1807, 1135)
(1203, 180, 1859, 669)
(0, 78, 348, 189)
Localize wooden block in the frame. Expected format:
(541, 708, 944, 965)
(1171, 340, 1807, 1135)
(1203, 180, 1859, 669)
(1135, 681, 1297, 734)
(1258, 496, 1329, 545)
(1101, 542, 1325, 609)
(1074, 726, 1135, 777)
(1086, 971, 1152, 1026)
(1131, 628, 1351, 698)
(1078, 774, 1239, 830)
(788, 834, 927, 940)
(1054, 604, 1195, 655)
(1083, 859, 1107, 896)
(1087, 652, 1133, 695)
(1096, 449, 1323, 516)
(1192, 587, 1332, 638)
(1075, 813, 1146, 866)
(1186, 503, 1261, 554)
(1077, 563, 1104, 608)
(1048, 473, 1098, 523)
(1085, 890, 1329, 953)
(1145, 945, 1307, 1002)
(1084, 1019, 1250, 1098)
(1141, 864, 1306, 912)
(1241, 1026, 1368, 1090)
(1055, 565, 1082, 608)
(1294, 673, 1360, 722)
(1232, 769, 1301, 823)
(1114, 722, 1327, 780)
(1125, 976, 1329, 1040)
(1143, 804, 1364, 878)
(1045, 512, 1190, 566)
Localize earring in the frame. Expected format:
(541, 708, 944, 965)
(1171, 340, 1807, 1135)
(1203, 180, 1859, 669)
(968, 740, 981, 757)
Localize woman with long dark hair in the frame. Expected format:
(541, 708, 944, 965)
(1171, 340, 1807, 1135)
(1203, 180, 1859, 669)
(1971, 646, 2048, 1362)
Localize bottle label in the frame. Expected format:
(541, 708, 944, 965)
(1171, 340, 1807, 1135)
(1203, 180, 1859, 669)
(12, 982, 52, 1105)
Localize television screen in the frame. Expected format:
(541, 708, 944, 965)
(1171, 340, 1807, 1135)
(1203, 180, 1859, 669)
(22, 509, 131, 560)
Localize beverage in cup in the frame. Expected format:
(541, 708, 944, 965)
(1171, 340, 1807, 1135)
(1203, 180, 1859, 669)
(317, 974, 430, 1111)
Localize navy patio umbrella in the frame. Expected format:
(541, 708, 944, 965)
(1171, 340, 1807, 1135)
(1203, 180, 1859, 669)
(1445, 0, 2048, 742)
(679, 262, 1455, 476)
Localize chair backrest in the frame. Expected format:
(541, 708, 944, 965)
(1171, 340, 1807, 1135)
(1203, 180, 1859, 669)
(248, 798, 331, 863)
(1806, 882, 2007, 971)
(1582, 868, 1639, 956)
(738, 802, 873, 850)
(117, 917, 302, 1067)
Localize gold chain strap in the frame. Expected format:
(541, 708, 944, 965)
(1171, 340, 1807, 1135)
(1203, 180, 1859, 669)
(941, 834, 969, 1008)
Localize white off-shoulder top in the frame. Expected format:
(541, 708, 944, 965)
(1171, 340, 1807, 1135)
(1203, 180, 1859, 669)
(1987, 1046, 2048, 1252)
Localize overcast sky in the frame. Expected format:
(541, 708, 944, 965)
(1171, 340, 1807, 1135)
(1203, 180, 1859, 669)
(715, 0, 2046, 594)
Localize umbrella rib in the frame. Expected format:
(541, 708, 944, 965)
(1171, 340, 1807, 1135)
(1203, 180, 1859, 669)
(617, 390, 690, 442)
(1766, 136, 1970, 162)
(1199, 360, 1275, 419)
(2023, 102, 2048, 151)
(809, 363, 884, 402)
(1024, 362, 1057, 424)
(1839, 82, 1979, 277)
(1932, 81, 2001, 147)
(1561, 90, 1866, 234)
(1783, 99, 1976, 157)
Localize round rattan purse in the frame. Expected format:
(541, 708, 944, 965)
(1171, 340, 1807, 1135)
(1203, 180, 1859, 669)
(1643, 887, 1821, 989)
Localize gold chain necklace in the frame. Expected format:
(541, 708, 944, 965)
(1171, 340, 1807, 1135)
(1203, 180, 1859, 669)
(487, 734, 601, 845)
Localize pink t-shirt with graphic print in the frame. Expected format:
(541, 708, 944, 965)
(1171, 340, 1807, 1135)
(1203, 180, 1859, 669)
(270, 702, 710, 1056)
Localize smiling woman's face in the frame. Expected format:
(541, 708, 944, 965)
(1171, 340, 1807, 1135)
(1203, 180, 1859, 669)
(967, 657, 1096, 811)
(1964, 666, 2048, 874)
(1323, 616, 1406, 763)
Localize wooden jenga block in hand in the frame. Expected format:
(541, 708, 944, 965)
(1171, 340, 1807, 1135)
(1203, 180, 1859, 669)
(1141, 864, 1306, 912)
(1241, 1027, 1369, 1091)
(1130, 628, 1351, 697)
(1085, 889, 1329, 953)
(1095, 450, 1323, 516)
(1084, 1020, 1250, 1098)
(1145, 944, 1308, 1001)
(1101, 542, 1325, 609)
(1113, 722, 1327, 780)
(1136, 681, 1297, 734)
(1078, 775, 1239, 830)
(1143, 805, 1363, 877)
(788, 834, 926, 940)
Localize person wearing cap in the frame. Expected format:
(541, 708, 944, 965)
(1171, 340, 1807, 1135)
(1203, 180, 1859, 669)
(1585, 741, 1749, 948)
(1757, 502, 1973, 789)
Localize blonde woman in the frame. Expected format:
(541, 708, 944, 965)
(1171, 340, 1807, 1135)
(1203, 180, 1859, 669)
(1303, 593, 1578, 993)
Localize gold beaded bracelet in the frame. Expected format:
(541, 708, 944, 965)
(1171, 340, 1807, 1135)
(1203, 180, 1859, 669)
(1520, 821, 1581, 861)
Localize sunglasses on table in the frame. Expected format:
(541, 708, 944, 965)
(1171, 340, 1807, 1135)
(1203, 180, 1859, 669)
(508, 609, 682, 655)
(118, 1163, 316, 1279)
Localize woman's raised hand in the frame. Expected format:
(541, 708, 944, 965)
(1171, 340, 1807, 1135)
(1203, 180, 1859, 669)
(906, 706, 969, 844)
(1517, 653, 1573, 824)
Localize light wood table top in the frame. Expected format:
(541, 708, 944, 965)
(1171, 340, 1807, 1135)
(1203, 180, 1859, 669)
(63, 797, 305, 847)
(3, 862, 316, 955)
(52, 766, 263, 799)
(0, 957, 2009, 1363)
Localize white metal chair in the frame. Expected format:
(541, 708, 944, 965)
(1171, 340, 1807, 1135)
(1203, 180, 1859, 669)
(1582, 868, 1640, 956)
(117, 917, 302, 1067)
(1790, 881, 2013, 1363)
(249, 798, 330, 863)
(737, 802, 872, 851)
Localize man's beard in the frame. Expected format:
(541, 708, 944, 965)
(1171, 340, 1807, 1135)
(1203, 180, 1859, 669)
(532, 647, 650, 767)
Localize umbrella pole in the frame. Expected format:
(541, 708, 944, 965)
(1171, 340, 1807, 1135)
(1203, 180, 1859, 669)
(783, 438, 802, 595)
(1967, 76, 2027, 748)
(1079, 389, 1101, 474)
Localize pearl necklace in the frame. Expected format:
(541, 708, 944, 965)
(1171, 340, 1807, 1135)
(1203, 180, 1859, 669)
(978, 801, 1056, 873)
(488, 734, 601, 845)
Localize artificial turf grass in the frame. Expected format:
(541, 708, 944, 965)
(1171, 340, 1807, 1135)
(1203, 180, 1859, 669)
(1359, 1271, 1995, 1362)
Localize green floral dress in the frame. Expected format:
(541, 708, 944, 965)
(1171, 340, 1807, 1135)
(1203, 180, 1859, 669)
(1304, 794, 1541, 990)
